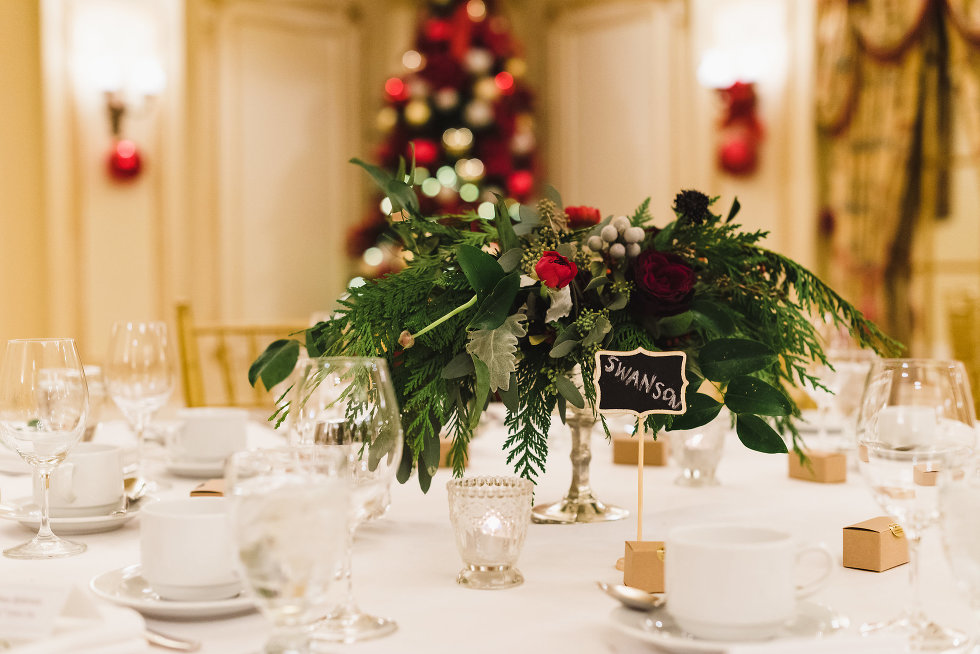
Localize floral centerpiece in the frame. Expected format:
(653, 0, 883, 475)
(250, 159, 900, 491)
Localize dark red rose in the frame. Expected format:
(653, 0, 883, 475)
(565, 206, 601, 229)
(633, 250, 695, 315)
(535, 251, 578, 289)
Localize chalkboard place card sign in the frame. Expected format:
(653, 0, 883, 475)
(593, 348, 688, 417)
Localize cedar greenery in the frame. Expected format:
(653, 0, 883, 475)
(249, 159, 901, 492)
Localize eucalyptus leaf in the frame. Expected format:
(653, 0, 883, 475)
(556, 393, 567, 424)
(441, 352, 475, 379)
(248, 339, 300, 390)
(497, 248, 522, 273)
(724, 376, 792, 416)
(668, 392, 723, 431)
(468, 273, 520, 331)
(584, 276, 609, 292)
(581, 315, 612, 346)
(515, 204, 539, 235)
(554, 374, 586, 409)
(735, 414, 788, 453)
(457, 244, 504, 298)
(603, 293, 628, 311)
(699, 338, 777, 382)
(544, 185, 563, 209)
(555, 243, 576, 259)
(549, 338, 581, 358)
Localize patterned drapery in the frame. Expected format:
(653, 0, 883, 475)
(814, 0, 980, 346)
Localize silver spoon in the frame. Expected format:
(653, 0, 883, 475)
(110, 477, 150, 516)
(597, 581, 665, 611)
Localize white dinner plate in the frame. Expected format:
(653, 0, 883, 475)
(166, 458, 226, 478)
(608, 601, 848, 653)
(0, 495, 153, 535)
(90, 564, 256, 620)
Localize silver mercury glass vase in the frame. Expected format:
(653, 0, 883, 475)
(531, 367, 628, 524)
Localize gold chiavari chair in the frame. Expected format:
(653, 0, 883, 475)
(175, 301, 306, 409)
(947, 293, 980, 413)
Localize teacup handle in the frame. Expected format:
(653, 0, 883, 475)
(794, 544, 834, 598)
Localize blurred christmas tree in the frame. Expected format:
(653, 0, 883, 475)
(347, 0, 537, 278)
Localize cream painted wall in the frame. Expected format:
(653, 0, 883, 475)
(0, 1, 49, 344)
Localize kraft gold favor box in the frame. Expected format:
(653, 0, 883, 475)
(623, 541, 665, 593)
(843, 516, 909, 572)
(788, 450, 846, 483)
(190, 479, 225, 497)
(613, 434, 668, 466)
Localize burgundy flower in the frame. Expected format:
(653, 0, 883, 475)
(535, 251, 578, 289)
(565, 206, 602, 229)
(633, 250, 695, 315)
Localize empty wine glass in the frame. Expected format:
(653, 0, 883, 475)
(804, 348, 876, 452)
(104, 321, 174, 488)
(289, 357, 403, 644)
(226, 447, 350, 654)
(0, 338, 89, 558)
(855, 358, 976, 651)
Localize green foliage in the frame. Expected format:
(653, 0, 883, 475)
(249, 165, 902, 491)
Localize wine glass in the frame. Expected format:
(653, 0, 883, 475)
(288, 357, 403, 643)
(0, 338, 89, 558)
(855, 358, 976, 651)
(804, 347, 876, 452)
(940, 457, 980, 651)
(104, 321, 174, 488)
(226, 446, 350, 654)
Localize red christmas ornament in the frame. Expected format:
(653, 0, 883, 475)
(411, 139, 439, 166)
(716, 81, 763, 176)
(507, 170, 533, 198)
(424, 19, 452, 42)
(108, 139, 142, 181)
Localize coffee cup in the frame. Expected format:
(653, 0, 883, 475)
(665, 524, 834, 641)
(171, 407, 248, 462)
(140, 497, 241, 601)
(32, 443, 123, 517)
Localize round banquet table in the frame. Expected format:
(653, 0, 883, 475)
(0, 411, 975, 653)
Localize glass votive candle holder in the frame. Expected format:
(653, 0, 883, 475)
(669, 416, 727, 487)
(447, 475, 532, 590)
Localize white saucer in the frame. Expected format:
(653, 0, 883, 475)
(0, 496, 152, 535)
(609, 601, 848, 653)
(166, 458, 226, 478)
(90, 564, 255, 620)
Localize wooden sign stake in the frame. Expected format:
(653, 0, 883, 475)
(592, 347, 689, 575)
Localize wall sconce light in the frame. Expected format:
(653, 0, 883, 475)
(98, 59, 165, 182)
(698, 50, 765, 177)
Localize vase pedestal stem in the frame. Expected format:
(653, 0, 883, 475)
(531, 406, 628, 524)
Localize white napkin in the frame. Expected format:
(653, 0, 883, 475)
(728, 634, 907, 653)
(4, 588, 147, 654)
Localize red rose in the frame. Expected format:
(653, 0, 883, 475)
(633, 250, 695, 315)
(565, 206, 601, 229)
(535, 251, 578, 289)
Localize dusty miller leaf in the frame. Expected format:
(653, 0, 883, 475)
(545, 285, 572, 323)
(465, 313, 527, 393)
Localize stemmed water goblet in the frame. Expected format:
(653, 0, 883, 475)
(804, 347, 876, 452)
(104, 321, 174, 489)
(226, 446, 351, 654)
(940, 458, 980, 651)
(0, 338, 89, 558)
(288, 356, 403, 644)
(855, 358, 976, 651)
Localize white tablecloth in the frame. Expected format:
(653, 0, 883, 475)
(0, 415, 975, 653)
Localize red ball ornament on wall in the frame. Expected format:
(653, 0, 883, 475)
(718, 130, 758, 176)
(507, 170, 533, 198)
(108, 139, 142, 181)
(411, 139, 440, 167)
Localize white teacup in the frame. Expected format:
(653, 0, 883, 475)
(32, 443, 123, 517)
(140, 497, 241, 601)
(665, 524, 834, 641)
(171, 407, 248, 462)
